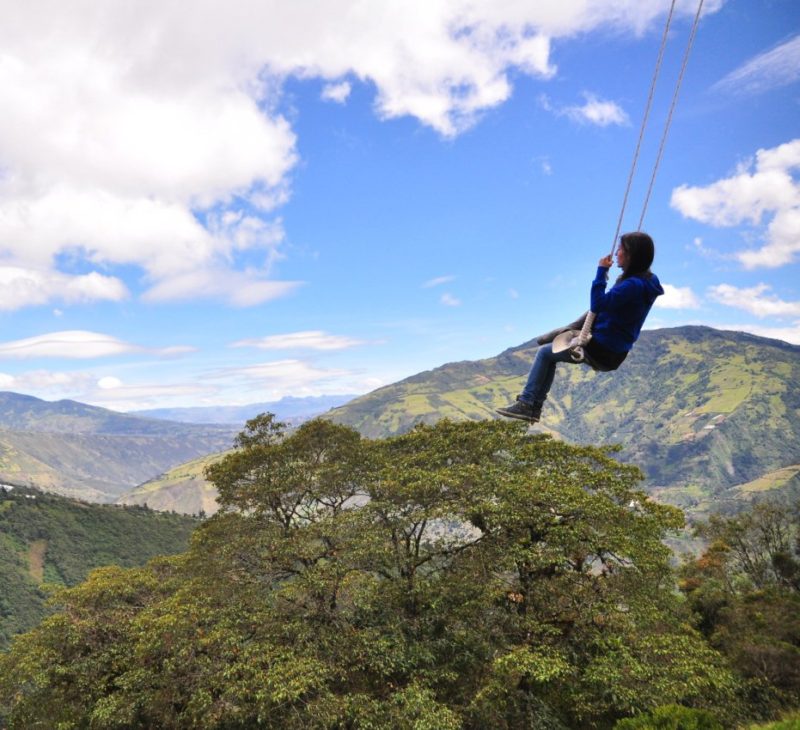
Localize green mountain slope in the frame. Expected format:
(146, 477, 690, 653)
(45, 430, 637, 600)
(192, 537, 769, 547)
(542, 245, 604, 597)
(117, 327, 800, 519)
(0, 392, 230, 434)
(0, 393, 237, 502)
(0, 484, 198, 649)
(327, 326, 800, 515)
(118, 451, 229, 515)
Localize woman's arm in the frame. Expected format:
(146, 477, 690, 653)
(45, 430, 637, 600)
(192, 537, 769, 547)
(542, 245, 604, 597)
(590, 271, 641, 313)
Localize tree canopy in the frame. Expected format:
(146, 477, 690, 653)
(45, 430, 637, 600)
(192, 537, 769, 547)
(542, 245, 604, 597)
(680, 500, 800, 721)
(0, 417, 742, 728)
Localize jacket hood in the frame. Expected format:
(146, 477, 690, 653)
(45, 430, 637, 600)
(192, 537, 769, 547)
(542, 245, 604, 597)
(642, 273, 664, 304)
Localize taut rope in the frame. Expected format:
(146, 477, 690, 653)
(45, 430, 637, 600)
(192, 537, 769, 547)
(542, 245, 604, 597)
(567, 0, 705, 363)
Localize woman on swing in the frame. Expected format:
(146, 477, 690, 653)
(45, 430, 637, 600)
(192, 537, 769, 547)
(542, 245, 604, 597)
(497, 231, 664, 424)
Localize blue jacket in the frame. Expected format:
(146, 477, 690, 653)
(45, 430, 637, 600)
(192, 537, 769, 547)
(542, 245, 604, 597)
(590, 266, 664, 353)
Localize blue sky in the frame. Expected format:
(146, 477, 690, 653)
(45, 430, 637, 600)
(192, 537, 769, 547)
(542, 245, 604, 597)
(0, 0, 798, 411)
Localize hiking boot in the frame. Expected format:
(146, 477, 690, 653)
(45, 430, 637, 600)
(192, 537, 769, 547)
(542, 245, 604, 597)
(496, 398, 542, 423)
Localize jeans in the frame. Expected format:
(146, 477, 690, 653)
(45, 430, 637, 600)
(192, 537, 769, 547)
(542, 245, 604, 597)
(520, 343, 577, 405)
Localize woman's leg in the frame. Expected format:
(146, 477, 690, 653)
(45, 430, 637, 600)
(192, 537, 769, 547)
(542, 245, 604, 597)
(496, 344, 578, 422)
(520, 343, 576, 405)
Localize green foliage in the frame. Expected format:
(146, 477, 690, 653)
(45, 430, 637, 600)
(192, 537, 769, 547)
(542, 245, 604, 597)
(681, 501, 800, 721)
(697, 501, 800, 591)
(232, 412, 287, 449)
(0, 486, 198, 649)
(122, 450, 228, 515)
(0, 391, 236, 502)
(746, 712, 800, 729)
(613, 704, 722, 729)
(0, 417, 740, 728)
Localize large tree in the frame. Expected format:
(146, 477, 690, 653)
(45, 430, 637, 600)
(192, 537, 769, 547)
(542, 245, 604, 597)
(681, 501, 800, 720)
(1, 418, 737, 728)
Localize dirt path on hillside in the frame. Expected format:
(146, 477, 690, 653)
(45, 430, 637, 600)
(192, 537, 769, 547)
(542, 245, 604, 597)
(27, 539, 47, 583)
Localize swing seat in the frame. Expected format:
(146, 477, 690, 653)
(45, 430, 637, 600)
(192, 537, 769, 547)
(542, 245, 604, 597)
(551, 330, 620, 372)
(551, 329, 591, 365)
(551, 329, 583, 355)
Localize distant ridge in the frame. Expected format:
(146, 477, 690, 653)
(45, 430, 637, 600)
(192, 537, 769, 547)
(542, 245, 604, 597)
(0, 391, 232, 434)
(0, 392, 237, 502)
(120, 326, 800, 520)
(130, 394, 358, 425)
(327, 326, 800, 516)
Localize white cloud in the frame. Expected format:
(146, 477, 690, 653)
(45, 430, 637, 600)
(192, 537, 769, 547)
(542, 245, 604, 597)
(0, 331, 195, 359)
(562, 92, 629, 126)
(656, 284, 700, 309)
(0, 363, 224, 410)
(423, 275, 456, 288)
(441, 293, 462, 307)
(0, 369, 91, 393)
(230, 330, 366, 351)
(322, 81, 352, 103)
(0, 266, 127, 311)
(222, 359, 348, 380)
(713, 34, 800, 96)
(0, 3, 299, 309)
(0, 359, 374, 411)
(671, 138, 800, 268)
(714, 322, 800, 346)
(97, 376, 123, 389)
(0, 364, 217, 410)
(142, 269, 302, 306)
(0, 1, 722, 308)
(0, 189, 296, 305)
(85, 381, 215, 411)
(708, 283, 800, 318)
(687, 236, 724, 260)
(206, 357, 382, 401)
(538, 93, 555, 113)
(211, 358, 358, 395)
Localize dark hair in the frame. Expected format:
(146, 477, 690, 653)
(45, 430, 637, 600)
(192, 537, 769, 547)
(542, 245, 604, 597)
(618, 231, 655, 281)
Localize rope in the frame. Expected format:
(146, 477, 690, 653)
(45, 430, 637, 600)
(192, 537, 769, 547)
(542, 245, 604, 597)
(567, 0, 703, 362)
(637, 0, 705, 229)
(609, 0, 677, 259)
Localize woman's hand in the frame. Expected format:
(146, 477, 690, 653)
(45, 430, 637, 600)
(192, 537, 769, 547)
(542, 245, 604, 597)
(598, 254, 613, 268)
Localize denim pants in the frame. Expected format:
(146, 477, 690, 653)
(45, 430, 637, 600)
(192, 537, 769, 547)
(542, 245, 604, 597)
(519, 343, 578, 405)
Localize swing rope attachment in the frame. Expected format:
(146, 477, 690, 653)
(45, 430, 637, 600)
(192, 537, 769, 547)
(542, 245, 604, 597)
(559, 0, 704, 365)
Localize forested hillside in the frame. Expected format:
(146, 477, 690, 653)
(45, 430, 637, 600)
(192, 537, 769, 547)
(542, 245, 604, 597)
(330, 326, 800, 517)
(123, 327, 800, 519)
(120, 452, 227, 515)
(2, 417, 798, 728)
(0, 392, 236, 502)
(0, 485, 199, 649)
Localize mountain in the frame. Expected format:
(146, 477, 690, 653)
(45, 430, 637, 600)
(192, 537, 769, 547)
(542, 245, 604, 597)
(130, 394, 358, 425)
(326, 326, 800, 518)
(116, 327, 800, 520)
(118, 451, 228, 515)
(0, 483, 198, 649)
(0, 392, 237, 502)
(0, 391, 225, 434)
